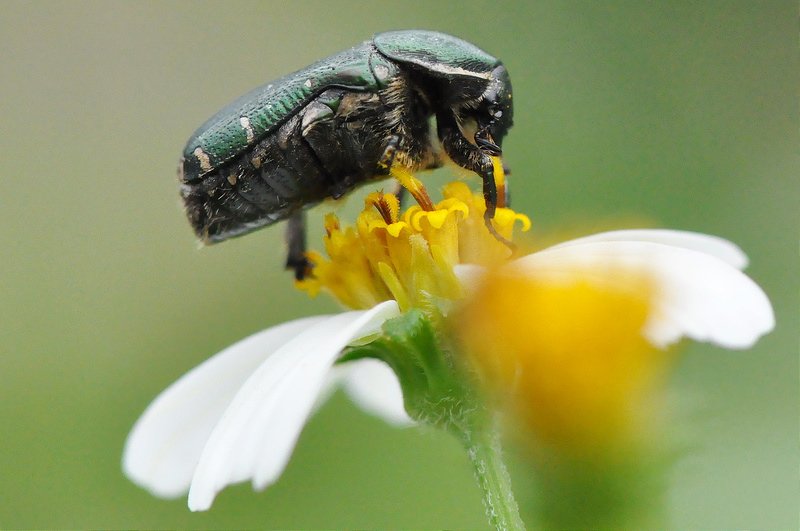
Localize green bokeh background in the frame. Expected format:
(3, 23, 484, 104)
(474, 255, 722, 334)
(1, 1, 796, 528)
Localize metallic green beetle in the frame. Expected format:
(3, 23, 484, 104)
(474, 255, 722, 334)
(179, 30, 513, 279)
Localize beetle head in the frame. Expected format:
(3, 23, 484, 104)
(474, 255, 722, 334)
(473, 65, 513, 156)
(373, 31, 513, 155)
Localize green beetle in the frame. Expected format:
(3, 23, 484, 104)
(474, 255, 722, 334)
(179, 30, 513, 279)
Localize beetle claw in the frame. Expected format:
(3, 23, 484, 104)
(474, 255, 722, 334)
(475, 128, 502, 155)
(286, 254, 314, 281)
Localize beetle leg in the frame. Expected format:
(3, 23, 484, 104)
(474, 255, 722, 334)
(438, 112, 496, 213)
(437, 112, 515, 246)
(285, 210, 312, 280)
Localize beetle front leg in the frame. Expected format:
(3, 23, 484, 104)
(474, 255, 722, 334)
(441, 117, 512, 212)
(438, 112, 496, 216)
(285, 210, 312, 280)
(437, 112, 513, 247)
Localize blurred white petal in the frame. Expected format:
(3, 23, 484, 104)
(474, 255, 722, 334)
(187, 300, 400, 511)
(341, 358, 414, 427)
(513, 241, 774, 349)
(548, 229, 749, 269)
(122, 316, 327, 498)
(453, 264, 483, 287)
(454, 229, 748, 292)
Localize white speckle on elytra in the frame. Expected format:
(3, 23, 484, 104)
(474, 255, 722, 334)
(303, 79, 312, 88)
(373, 64, 390, 80)
(239, 116, 255, 143)
(193, 147, 212, 172)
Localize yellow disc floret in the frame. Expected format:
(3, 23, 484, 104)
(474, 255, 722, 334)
(296, 167, 530, 312)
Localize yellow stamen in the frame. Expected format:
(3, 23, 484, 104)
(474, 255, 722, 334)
(296, 179, 531, 311)
(391, 166, 435, 211)
(323, 213, 340, 237)
(365, 191, 400, 225)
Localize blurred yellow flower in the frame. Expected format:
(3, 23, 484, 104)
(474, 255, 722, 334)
(456, 263, 669, 456)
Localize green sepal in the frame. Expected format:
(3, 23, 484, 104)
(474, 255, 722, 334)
(341, 309, 483, 433)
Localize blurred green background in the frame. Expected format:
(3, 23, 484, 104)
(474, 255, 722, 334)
(1, 1, 796, 528)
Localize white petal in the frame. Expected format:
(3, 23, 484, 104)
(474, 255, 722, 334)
(341, 358, 414, 426)
(455, 229, 748, 288)
(187, 300, 400, 511)
(548, 229, 749, 269)
(122, 316, 327, 498)
(513, 241, 774, 349)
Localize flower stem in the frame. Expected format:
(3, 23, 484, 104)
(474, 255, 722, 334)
(343, 312, 526, 529)
(462, 426, 526, 531)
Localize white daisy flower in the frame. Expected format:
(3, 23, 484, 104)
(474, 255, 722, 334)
(124, 172, 773, 515)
